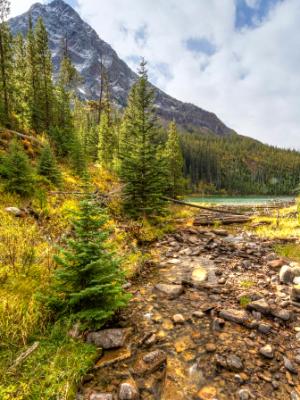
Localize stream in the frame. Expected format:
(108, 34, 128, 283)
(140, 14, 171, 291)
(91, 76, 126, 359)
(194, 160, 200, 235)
(79, 225, 300, 400)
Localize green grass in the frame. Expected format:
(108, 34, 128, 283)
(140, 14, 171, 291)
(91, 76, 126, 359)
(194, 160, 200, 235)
(274, 243, 300, 262)
(0, 322, 98, 400)
(239, 280, 255, 289)
(239, 295, 251, 308)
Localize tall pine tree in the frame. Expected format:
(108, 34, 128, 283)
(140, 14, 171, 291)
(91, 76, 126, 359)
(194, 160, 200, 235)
(119, 60, 166, 218)
(0, 0, 13, 127)
(164, 121, 185, 198)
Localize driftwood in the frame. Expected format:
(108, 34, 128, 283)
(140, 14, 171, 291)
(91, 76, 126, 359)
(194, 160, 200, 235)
(10, 341, 39, 370)
(161, 196, 244, 216)
(0, 128, 43, 144)
(194, 215, 251, 226)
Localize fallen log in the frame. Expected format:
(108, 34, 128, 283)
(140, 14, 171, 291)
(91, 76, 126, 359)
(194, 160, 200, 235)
(0, 128, 42, 144)
(9, 341, 39, 371)
(161, 196, 244, 216)
(193, 215, 251, 226)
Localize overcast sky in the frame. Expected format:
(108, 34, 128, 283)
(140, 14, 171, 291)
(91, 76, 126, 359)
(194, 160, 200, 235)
(10, 0, 300, 149)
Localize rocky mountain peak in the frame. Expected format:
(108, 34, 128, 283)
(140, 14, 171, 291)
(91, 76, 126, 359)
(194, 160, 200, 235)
(9, 0, 233, 136)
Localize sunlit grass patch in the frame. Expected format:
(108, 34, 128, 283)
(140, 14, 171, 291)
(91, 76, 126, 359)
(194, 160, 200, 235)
(274, 243, 300, 262)
(239, 280, 256, 289)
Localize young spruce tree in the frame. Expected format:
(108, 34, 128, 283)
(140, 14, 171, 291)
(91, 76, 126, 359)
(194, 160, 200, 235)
(48, 193, 130, 327)
(119, 60, 166, 218)
(38, 143, 61, 185)
(4, 139, 35, 197)
(164, 121, 185, 198)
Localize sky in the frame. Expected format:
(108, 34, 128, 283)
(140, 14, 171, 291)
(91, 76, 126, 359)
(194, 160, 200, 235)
(9, 0, 300, 149)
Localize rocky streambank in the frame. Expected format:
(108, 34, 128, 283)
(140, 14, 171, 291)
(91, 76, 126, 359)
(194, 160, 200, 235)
(78, 225, 300, 400)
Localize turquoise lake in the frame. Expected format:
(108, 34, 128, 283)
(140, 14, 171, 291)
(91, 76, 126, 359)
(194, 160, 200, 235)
(185, 196, 295, 206)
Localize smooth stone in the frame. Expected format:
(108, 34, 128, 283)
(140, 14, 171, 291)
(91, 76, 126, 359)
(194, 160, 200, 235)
(118, 379, 139, 400)
(154, 283, 183, 299)
(226, 354, 243, 371)
(86, 328, 131, 349)
(258, 323, 272, 334)
(89, 393, 113, 400)
(283, 357, 298, 374)
(191, 267, 208, 283)
(238, 389, 251, 400)
(219, 309, 248, 325)
(259, 344, 274, 359)
(279, 265, 294, 284)
(133, 349, 167, 376)
(268, 259, 286, 269)
(5, 206, 23, 217)
(247, 299, 270, 315)
(193, 311, 205, 319)
(291, 285, 300, 301)
(196, 386, 217, 400)
(172, 314, 185, 324)
(205, 343, 216, 353)
(271, 309, 292, 321)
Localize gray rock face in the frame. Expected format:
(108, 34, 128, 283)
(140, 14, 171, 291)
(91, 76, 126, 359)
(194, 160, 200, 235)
(86, 328, 131, 349)
(9, 0, 233, 136)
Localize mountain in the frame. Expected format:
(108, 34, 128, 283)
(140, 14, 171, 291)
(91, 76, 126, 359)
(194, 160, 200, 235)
(9, 0, 233, 136)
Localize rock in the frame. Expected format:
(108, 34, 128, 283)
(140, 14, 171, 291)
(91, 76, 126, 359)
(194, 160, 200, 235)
(294, 277, 300, 285)
(5, 206, 24, 217)
(258, 323, 272, 334)
(271, 308, 292, 321)
(215, 354, 227, 368)
(238, 389, 251, 400)
(196, 386, 217, 400)
(219, 309, 248, 325)
(293, 267, 300, 277)
(212, 318, 225, 331)
(154, 283, 183, 299)
(247, 299, 270, 315)
(259, 344, 274, 359)
(268, 259, 286, 269)
(86, 328, 131, 349)
(205, 343, 216, 353)
(279, 265, 294, 284)
(291, 391, 300, 400)
(89, 393, 113, 400)
(193, 311, 205, 319)
(226, 354, 243, 371)
(133, 349, 167, 376)
(118, 379, 139, 400)
(95, 347, 131, 368)
(172, 314, 185, 324)
(283, 357, 298, 374)
(291, 285, 300, 301)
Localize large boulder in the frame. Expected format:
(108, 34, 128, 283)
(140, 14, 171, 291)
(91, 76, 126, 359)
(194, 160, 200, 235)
(279, 265, 294, 284)
(154, 283, 183, 299)
(86, 328, 131, 349)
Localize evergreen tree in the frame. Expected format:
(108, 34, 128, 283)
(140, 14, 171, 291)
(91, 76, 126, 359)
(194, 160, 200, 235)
(25, 15, 39, 132)
(70, 133, 87, 177)
(164, 121, 185, 198)
(38, 143, 61, 185)
(47, 193, 130, 327)
(4, 139, 35, 197)
(0, 0, 13, 127)
(119, 60, 166, 218)
(34, 17, 54, 132)
(12, 34, 29, 129)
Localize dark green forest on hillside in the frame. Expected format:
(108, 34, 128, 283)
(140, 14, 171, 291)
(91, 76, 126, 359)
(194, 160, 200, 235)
(181, 132, 300, 195)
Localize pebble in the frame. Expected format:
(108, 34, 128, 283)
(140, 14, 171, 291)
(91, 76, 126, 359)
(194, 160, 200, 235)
(259, 344, 274, 359)
(226, 354, 243, 371)
(172, 314, 185, 324)
(258, 322, 272, 334)
(118, 380, 139, 400)
(154, 283, 184, 299)
(193, 311, 205, 318)
(283, 357, 298, 374)
(238, 389, 251, 400)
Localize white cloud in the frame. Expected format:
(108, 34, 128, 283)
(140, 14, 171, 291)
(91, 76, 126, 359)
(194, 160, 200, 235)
(9, 0, 300, 149)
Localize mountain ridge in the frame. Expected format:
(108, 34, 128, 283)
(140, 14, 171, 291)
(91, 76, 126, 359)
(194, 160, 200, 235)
(9, 0, 233, 136)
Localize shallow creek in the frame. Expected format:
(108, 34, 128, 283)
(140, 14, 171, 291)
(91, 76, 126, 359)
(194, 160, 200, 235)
(79, 228, 300, 400)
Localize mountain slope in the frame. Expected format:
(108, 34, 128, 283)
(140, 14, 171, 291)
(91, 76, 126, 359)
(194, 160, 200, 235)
(9, 0, 233, 136)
